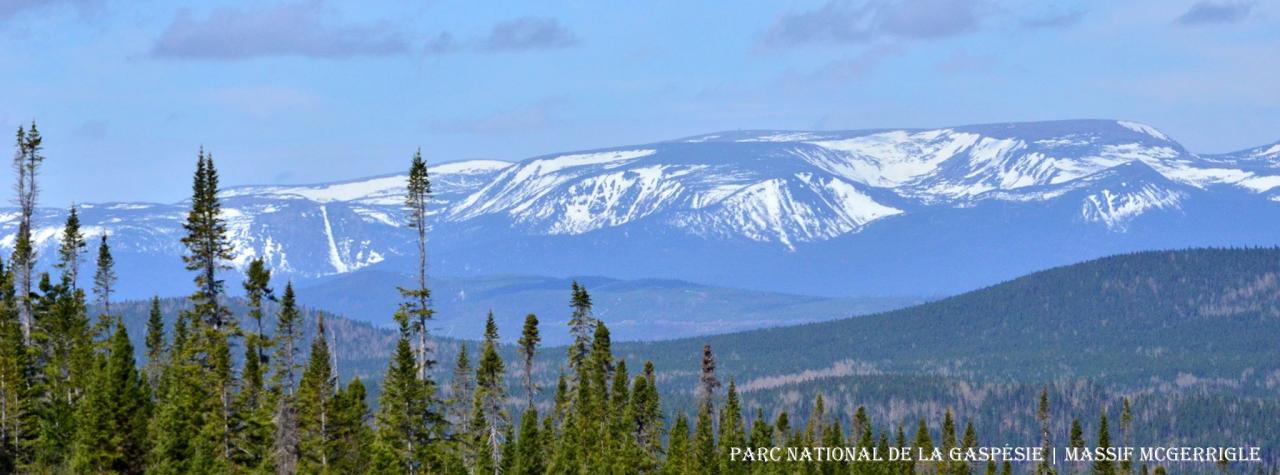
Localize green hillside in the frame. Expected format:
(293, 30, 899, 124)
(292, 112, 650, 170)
(620, 248, 1280, 395)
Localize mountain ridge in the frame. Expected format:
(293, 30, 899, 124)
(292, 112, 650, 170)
(3, 118, 1280, 306)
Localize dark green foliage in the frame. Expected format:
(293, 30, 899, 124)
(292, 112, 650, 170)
(70, 317, 149, 474)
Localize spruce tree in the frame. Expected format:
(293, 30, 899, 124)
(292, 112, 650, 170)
(1120, 399, 1133, 475)
(235, 259, 274, 469)
(372, 315, 436, 473)
(699, 343, 721, 409)
(0, 263, 36, 472)
(567, 281, 595, 375)
(400, 149, 434, 380)
(1093, 412, 1114, 475)
(1070, 418, 1086, 475)
(1037, 387, 1056, 475)
(665, 413, 693, 475)
(512, 408, 543, 475)
(448, 343, 474, 455)
(71, 316, 148, 474)
(297, 313, 337, 472)
(331, 378, 373, 473)
(272, 282, 303, 473)
(180, 148, 235, 330)
(91, 234, 115, 317)
(517, 313, 540, 408)
(11, 122, 44, 344)
(143, 296, 165, 388)
(718, 380, 747, 475)
(54, 206, 86, 291)
(693, 399, 718, 475)
(473, 312, 509, 474)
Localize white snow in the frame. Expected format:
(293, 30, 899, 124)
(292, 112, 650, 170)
(1081, 185, 1183, 230)
(737, 132, 820, 143)
(806, 130, 981, 187)
(1257, 144, 1280, 158)
(319, 205, 349, 273)
(431, 159, 511, 174)
(1117, 121, 1170, 141)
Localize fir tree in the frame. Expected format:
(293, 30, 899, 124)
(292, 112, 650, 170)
(512, 408, 543, 475)
(180, 149, 235, 330)
(1120, 399, 1133, 475)
(90, 234, 115, 317)
(473, 312, 508, 474)
(400, 149, 434, 381)
(143, 296, 165, 388)
(272, 282, 303, 473)
(1037, 387, 1056, 475)
(719, 380, 747, 475)
(54, 206, 86, 291)
(1093, 412, 1115, 475)
(693, 399, 718, 475)
(70, 317, 149, 474)
(297, 313, 337, 472)
(1070, 418, 1086, 475)
(567, 281, 595, 375)
(517, 313, 540, 408)
(11, 122, 44, 344)
(699, 343, 721, 409)
(331, 378, 373, 473)
(665, 413, 693, 475)
(0, 263, 36, 472)
(234, 259, 274, 470)
(373, 315, 437, 473)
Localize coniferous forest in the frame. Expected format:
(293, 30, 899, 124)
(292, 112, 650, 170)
(0, 124, 1275, 475)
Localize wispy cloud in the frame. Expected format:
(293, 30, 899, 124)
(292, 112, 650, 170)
(151, 2, 409, 60)
(0, 0, 100, 22)
(761, 0, 986, 48)
(1021, 9, 1085, 29)
(1176, 1, 1255, 26)
(479, 17, 578, 52)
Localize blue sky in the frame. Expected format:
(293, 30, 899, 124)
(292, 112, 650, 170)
(2, 0, 1278, 204)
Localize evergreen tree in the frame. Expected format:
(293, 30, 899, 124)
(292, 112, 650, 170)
(180, 148, 235, 330)
(719, 380, 747, 475)
(11, 122, 44, 344)
(512, 408, 543, 475)
(1119, 399, 1133, 475)
(54, 206, 86, 291)
(1070, 418, 1086, 475)
(91, 234, 115, 318)
(331, 377, 373, 473)
(915, 418, 934, 475)
(273, 282, 303, 473)
(32, 272, 93, 469)
(693, 398, 718, 475)
(448, 344, 474, 448)
(664, 413, 693, 475)
(297, 313, 337, 472)
(699, 344, 721, 410)
(1037, 387, 1056, 475)
(0, 264, 36, 472)
(517, 313, 540, 408)
(1093, 412, 1115, 475)
(473, 312, 508, 474)
(373, 314, 438, 473)
(143, 296, 165, 388)
(567, 281, 595, 375)
(400, 149, 434, 381)
(234, 259, 273, 470)
(70, 317, 149, 474)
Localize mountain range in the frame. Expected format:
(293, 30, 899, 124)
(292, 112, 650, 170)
(4, 119, 1280, 334)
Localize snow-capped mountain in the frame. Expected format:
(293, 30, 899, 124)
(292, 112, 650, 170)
(4, 119, 1280, 301)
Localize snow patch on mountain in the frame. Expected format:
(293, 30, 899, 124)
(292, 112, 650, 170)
(1081, 184, 1184, 230)
(1116, 121, 1170, 141)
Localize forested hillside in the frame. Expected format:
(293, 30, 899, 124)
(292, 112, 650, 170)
(3, 126, 1277, 473)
